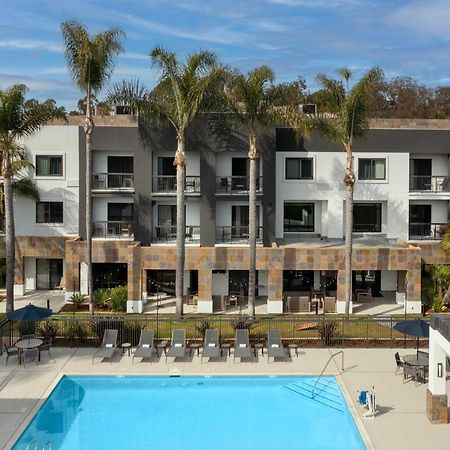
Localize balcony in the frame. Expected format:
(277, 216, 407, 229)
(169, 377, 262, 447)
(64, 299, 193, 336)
(409, 222, 447, 240)
(215, 226, 263, 244)
(152, 225, 200, 244)
(216, 176, 263, 194)
(93, 221, 133, 239)
(409, 176, 449, 193)
(92, 173, 134, 191)
(152, 176, 200, 194)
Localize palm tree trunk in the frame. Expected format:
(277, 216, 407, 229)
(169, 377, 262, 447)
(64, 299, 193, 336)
(248, 128, 257, 318)
(344, 143, 355, 318)
(85, 89, 94, 314)
(175, 131, 186, 318)
(4, 157, 15, 313)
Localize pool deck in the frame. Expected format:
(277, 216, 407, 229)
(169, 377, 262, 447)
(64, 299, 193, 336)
(1, 347, 449, 449)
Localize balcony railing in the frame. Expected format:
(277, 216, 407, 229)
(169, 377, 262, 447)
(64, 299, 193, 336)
(409, 222, 447, 240)
(216, 176, 262, 194)
(93, 221, 133, 239)
(215, 226, 263, 244)
(152, 225, 200, 244)
(409, 175, 449, 192)
(152, 176, 200, 193)
(92, 173, 134, 190)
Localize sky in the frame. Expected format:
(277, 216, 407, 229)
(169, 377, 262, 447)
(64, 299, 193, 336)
(1, 0, 450, 111)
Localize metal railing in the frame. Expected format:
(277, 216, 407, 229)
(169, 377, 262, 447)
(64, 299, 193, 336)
(92, 173, 134, 190)
(152, 176, 201, 193)
(409, 222, 447, 240)
(216, 176, 263, 194)
(216, 226, 263, 243)
(93, 221, 133, 239)
(409, 175, 449, 192)
(0, 315, 430, 352)
(152, 225, 200, 244)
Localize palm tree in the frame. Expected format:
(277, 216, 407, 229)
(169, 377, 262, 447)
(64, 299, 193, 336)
(224, 67, 310, 317)
(313, 67, 383, 317)
(0, 84, 62, 312)
(61, 20, 125, 314)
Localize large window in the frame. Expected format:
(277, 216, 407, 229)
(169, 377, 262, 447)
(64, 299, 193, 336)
(107, 203, 133, 222)
(353, 203, 382, 232)
(285, 158, 313, 180)
(36, 155, 63, 176)
(36, 202, 63, 223)
(284, 202, 314, 232)
(358, 158, 386, 180)
(283, 270, 314, 292)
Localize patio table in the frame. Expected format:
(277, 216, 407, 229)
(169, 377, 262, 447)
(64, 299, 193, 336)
(403, 353, 429, 367)
(15, 338, 43, 364)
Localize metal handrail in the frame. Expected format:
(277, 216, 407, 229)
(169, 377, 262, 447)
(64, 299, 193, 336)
(152, 175, 200, 193)
(409, 175, 449, 192)
(92, 173, 134, 190)
(216, 176, 263, 193)
(311, 351, 344, 399)
(408, 222, 447, 240)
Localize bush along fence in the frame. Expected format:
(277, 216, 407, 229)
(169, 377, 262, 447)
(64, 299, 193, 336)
(0, 315, 429, 353)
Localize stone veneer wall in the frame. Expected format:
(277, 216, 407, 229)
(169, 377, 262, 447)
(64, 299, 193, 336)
(412, 242, 450, 265)
(63, 241, 422, 303)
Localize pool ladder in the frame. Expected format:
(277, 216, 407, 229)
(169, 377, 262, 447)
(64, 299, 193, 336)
(26, 440, 52, 449)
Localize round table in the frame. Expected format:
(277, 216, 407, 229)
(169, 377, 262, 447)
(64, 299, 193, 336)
(121, 342, 132, 356)
(288, 343, 299, 357)
(221, 343, 231, 357)
(15, 338, 43, 365)
(157, 341, 168, 357)
(254, 343, 264, 356)
(190, 343, 201, 357)
(403, 353, 429, 367)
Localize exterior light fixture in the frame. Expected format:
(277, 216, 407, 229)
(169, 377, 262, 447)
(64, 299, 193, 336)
(437, 363, 443, 378)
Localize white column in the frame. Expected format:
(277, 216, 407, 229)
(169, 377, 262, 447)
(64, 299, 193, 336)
(429, 328, 448, 395)
(80, 262, 88, 295)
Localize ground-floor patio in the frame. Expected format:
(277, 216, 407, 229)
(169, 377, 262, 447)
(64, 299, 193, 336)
(0, 347, 449, 449)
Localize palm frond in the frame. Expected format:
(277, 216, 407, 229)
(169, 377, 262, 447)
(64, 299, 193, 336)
(106, 78, 149, 115)
(12, 178, 40, 201)
(316, 74, 345, 109)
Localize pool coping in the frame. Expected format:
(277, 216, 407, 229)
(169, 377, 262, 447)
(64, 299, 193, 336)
(7, 371, 375, 450)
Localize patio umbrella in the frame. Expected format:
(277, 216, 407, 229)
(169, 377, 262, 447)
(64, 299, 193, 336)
(393, 319, 429, 356)
(7, 303, 53, 338)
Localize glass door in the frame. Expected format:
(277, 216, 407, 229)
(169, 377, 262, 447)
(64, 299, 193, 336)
(36, 259, 63, 290)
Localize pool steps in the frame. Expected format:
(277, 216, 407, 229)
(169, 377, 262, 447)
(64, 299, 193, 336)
(283, 378, 344, 412)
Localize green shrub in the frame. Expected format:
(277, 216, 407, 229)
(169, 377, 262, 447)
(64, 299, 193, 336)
(65, 320, 88, 343)
(110, 286, 128, 312)
(93, 289, 111, 309)
(433, 296, 443, 313)
(122, 321, 145, 345)
(233, 316, 256, 331)
(36, 320, 60, 341)
(69, 293, 87, 310)
(318, 320, 339, 346)
(195, 320, 212, 339)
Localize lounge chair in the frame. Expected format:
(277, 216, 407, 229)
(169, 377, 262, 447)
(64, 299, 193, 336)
(233, 329, 253, 363)
(201, 329, 221, 363)
(267, 329, 287, 363)
(133, 329, 155, 363)
(394, 352, 404, 375)
(166, 329, 186, 362)
(92, 329, 118, 363)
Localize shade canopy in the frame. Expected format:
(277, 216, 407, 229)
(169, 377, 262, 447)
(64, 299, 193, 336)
(393, 319, 429, 337)
(6, 303, 53, 322)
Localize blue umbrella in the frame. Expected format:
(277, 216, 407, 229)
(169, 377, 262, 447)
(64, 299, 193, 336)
(7, 303, 52, 321)
(393, 319, 429, 356)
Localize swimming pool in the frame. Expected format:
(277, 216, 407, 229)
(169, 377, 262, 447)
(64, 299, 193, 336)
(14, 375, 366, 450)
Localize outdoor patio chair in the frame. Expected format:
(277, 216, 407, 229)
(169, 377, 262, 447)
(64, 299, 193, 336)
(394, 352, 404, 375)
(201, 329, 221, 363)
(22, 348, 39, 368)
(212, 295, 226, 312)
(92, 329, 118, 364)
(323, 297, 336, 313)
(38, 338, 54, 363)
(403, 363, 422, 387)
(233, 329, 253, 363)
(267, 329, 287, 363)
(3, 344, 19, 366)
(356, 288, 372, 302)
(133, 329, 155, 363)
(166, 329, 186, 362)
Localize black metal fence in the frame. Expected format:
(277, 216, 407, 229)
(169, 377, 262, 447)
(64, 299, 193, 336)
(0, 315, 430, 354)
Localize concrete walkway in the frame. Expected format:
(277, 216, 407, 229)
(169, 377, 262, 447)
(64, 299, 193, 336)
(0, 290, 65, 314)
(0, 347, 449, 449)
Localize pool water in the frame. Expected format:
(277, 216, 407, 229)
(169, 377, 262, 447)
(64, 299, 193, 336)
(14, 376, 366, 450)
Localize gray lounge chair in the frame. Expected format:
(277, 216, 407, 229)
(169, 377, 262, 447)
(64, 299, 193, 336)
(92, 329, 118, 363)
(201, 329, 221, 363)
(166, 329, 186, 362)
(267, 329, 287, 363)
(234, 329, 253, 363)
(133, 329, 155, 363)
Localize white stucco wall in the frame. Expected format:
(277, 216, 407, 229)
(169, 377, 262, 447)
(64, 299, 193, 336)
(152, 199, 201, 227)
(215, 200, 263, 226)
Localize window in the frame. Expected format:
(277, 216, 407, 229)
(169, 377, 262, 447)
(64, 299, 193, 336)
(284, 202, 314, 232)
(353, 203, 382, 232)
(285, 158, 313, 180)
(283, 270, 314, 292)
(36, 156, 63, 176)
(358, 158, 386, 180)
(107, 203, 133, 222)
(36, 202, 63, 223)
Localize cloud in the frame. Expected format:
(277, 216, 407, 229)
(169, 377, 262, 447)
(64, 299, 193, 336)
(0, 39, 62, 53)
(266, 0, 358, 6)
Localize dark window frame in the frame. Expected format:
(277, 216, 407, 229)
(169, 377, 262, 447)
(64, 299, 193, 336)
(285, 157, 313, 180)
(284, 202, 315, 232)
(36, 201, 63, 223)
(35, 155, 63, 176)
(353, 203, 382, 233)
(358, 158, 386, 180)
